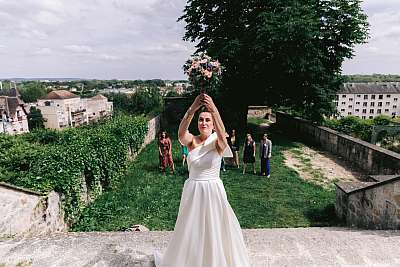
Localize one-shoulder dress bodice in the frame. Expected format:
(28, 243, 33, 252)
(187, 133, 232, 181)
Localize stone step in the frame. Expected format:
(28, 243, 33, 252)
(0, 227, 399, 267)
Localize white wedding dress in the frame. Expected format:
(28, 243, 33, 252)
(154, 132, 251, 267)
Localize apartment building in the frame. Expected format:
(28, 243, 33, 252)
(0, 88, 29, 135)
(334, 83, 400, 119)
(37, 90, 113, 130)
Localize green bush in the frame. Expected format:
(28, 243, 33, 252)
(0, 115, 148, 225)
(104, 88, 163, 116)
(323, 115, 400, 142)
(322, 116, 372, 141)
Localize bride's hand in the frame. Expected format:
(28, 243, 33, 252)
(202, 94, 217, 113)
(190, 94, 203, 112)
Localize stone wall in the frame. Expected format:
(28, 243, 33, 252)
(143, 115, 161, 147)
(336, 175, 400, 229)
(162, 97, 191, 128)
(0, 183, 66, 237)
(247, 106, 272, 119)
(276, 112, 400, 175)
(0, 116, 160, 237)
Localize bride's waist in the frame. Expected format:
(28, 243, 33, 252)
(188, 169, 220, 181)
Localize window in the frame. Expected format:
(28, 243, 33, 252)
(385, 109, 389, 113)
(370, 109, 374, 114)
(377, 109, 382, 114)
(348, 105, 353, 108)
(362, 116, 366, 119)
(355, 109, 359, 112)
(363, 102, 367, 107)
(387, 94, 391, 98)
(349, 98, 353, 101)
(342, 95, 346, 98)
(392, 112, 397, 116)
(369, 116, 373, 119)
(335, 102, 338, 107)
(371, 95, 376, 100)
(394, 98, 398, 101)
(348, 112, 352, 115)
(379, 95, 383, 99)
(364, 95, 368, 99)
(393, 105, 397, 109)
(341, 109, 345, 112)
(370, 102, 375, 107)
(357, 94, 361, 97)
(378, 102, 382, 107)
(356, 102, 360, 105)
(386, 102, 390, 106)
(342, 102, 346, 105)
(45, 101, 51, 106)
(362, 109, 367, 114)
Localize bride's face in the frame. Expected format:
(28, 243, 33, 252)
(198, 112, 214, 136)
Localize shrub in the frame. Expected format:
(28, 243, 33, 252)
(0, 115, 148, 225)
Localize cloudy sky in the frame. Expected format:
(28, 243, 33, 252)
(0, 0, 398, 80)
(342, 0, 400, 75)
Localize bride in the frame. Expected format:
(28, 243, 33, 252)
(154, 94, 250, 267)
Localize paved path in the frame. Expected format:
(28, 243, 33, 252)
(1, 227, 399, 267)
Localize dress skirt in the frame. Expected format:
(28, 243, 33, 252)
(154, 177, 250, 267)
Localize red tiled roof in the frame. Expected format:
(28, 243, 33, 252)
(41, 90, 79, 100)
(90, 94, 108, 100)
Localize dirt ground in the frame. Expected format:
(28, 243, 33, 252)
(283, 143, 365, 190)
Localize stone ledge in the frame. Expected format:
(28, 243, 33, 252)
(1, 228, 399, 267)
(336, 175, 400, 195)
(335, 181, 377, 194)
(0, 182, 44, 196)
(369, 174, 400, 183)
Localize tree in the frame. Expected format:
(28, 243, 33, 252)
(28, 107, 45, 130)
(179, 0, 369, 126)
(20, 82, 47, 103)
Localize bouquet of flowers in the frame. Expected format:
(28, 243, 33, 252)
(183, 52, 223, 94)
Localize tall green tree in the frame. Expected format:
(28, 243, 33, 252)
(179, 0, 369, 126)
(28, 106, 45, 130)
(20, 82, 47, 102)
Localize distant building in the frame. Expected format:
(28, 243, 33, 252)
(36, 90, 113, 130)
(335, 82, 400, 119)
(0, 88, 29, 135)
(85, 94, 113, 122)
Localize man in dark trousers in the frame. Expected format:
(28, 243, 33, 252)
(260, 133, 272, 177)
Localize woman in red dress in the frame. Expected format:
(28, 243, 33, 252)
(158, 131, 175, 174)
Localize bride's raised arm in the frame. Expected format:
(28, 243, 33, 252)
(202, 94, 228, 154)
(178, 94, 203, 146)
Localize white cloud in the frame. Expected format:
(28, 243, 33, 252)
(0, 1, 189, 78)
(95, 54, 121, 61)
(34, 10, 64, 26)
(343, 0, 400, 74)
(63, 45, 94, 54)
(33, 47, 53, 55)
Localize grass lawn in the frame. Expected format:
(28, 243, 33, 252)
(72, 123, 338, 231)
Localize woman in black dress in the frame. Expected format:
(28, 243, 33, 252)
(242, 133, 256, 174)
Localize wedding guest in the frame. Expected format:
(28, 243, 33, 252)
(158, 131, 175, 174)
(180, 143, 188, 167)
(242, 133, 256, 174)
(228, 129, 240, 168)
(260, 133, 272, 177)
